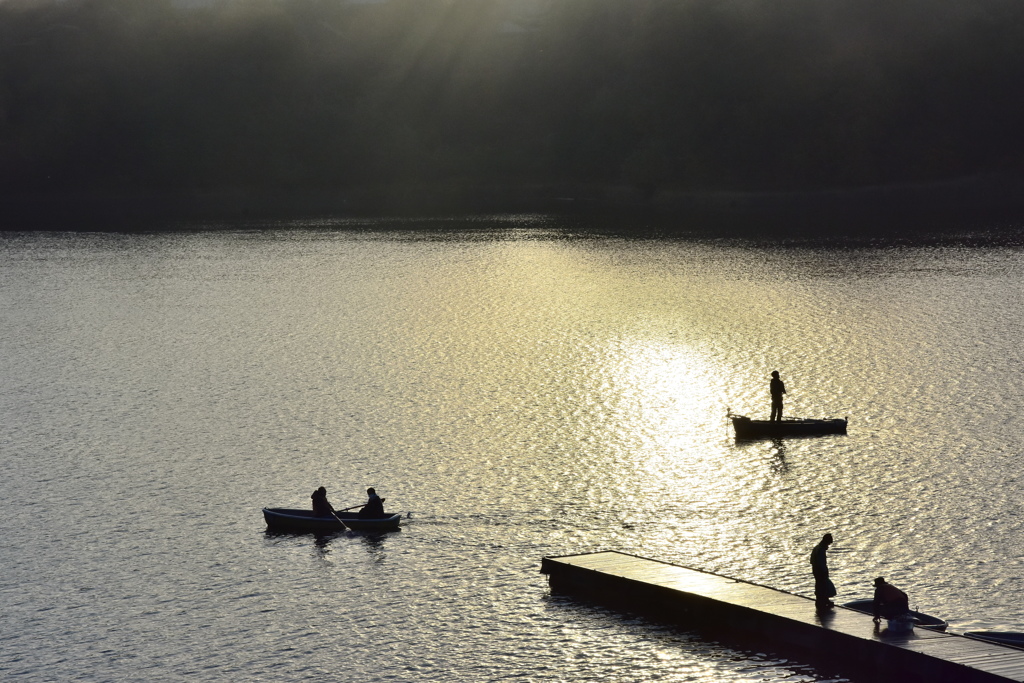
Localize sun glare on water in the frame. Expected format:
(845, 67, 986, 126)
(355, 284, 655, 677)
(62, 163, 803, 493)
(605, 336, 733, 454)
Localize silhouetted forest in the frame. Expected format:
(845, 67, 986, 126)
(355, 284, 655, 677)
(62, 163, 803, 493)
(3, 0, 1024, 228)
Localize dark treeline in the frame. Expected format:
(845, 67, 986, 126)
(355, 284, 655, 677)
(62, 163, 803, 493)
(3, 0, 1024, 226)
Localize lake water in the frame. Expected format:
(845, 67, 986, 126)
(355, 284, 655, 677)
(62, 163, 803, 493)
(2, 218, 1023, 682)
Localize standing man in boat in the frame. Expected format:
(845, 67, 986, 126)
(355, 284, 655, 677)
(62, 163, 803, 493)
(770, 370, 786, 421)
(871, 577, 911, 623)
(311, 486, 335, 517)
(810, 533, 836, 610)
(358, 487, 386, 518)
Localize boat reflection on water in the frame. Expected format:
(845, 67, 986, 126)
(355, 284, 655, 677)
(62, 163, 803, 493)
(730, 436, 790, 474)
(357, 532, 390, 565)
(263, 523, 397, 565)
(769, 438, 789, 474)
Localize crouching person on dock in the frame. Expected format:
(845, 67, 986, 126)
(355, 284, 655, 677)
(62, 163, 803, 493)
(872, 577, 910, 623)
(810, 533, 836, 610)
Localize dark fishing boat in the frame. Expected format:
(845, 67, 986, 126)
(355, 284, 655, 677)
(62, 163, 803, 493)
(841, 599, 948, 631)
(964, 631, 1024, 649)
(729, 412, 847, 439)
(262, 507, 402, 533)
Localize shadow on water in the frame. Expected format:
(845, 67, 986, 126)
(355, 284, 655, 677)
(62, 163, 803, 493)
(316, 531, 396, 564)
(262, 527, 399, 565)
(313, 533, 339, 551)
(356, 533, 391, 565)
(769, 439, 789, 474)
(730, 437, 791, 474)
(540, 592, 856, 682)
(541, 592, 704, 646)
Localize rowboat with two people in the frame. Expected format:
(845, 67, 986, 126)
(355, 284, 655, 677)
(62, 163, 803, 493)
(262, 507, 401, 533)
(264, 485, 401, 533)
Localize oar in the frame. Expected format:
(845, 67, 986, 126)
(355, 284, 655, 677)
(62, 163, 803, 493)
(330, 510, 350, 531)
(338, 504, 364, 512)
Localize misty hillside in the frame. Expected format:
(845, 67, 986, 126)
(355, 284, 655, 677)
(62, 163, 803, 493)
(3, 0, 1024, 224)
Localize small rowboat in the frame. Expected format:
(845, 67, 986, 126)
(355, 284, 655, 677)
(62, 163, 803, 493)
(729, 413, 847, 439)
(964, 631, 1024, 649)
(842, 599, 948, 631)
(262, 507, 402, 533)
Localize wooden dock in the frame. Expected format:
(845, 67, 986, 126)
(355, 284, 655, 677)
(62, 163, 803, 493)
(541, 551, 1024, 683)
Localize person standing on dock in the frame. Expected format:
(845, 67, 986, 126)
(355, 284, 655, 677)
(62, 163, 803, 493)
(810, 533, 836, 610)
(770, 371, 786, 421)
(872, 577, 910, 623)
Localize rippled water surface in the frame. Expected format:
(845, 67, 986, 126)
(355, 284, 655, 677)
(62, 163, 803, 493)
(2, 221, 1023, 681)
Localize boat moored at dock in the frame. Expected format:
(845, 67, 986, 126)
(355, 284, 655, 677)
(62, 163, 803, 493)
(841, 599, 948, 631)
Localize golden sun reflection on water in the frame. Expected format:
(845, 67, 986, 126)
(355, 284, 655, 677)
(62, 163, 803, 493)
(606, 337, 732, 449)
(582, 336, 751, 516)
(8, 231, 1024, 682)
(572, 331, 821, 582)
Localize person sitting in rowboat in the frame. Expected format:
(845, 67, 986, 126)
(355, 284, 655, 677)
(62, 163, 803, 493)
(872, 576, 910, 623)
(311, 486, 335, 517)
(358, 487, 386, 518)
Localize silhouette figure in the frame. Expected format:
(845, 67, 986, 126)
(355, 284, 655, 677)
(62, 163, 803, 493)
(770, 371, 786, 421)
(872, 577, 911, 623)
(810, 533, 836, 610)
(311, 486, 335, 517)
(359, 487, 386, 518)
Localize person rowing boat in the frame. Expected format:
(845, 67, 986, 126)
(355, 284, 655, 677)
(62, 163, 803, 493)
(311, 486, 335, 517)
(359, 487, 386, 518)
